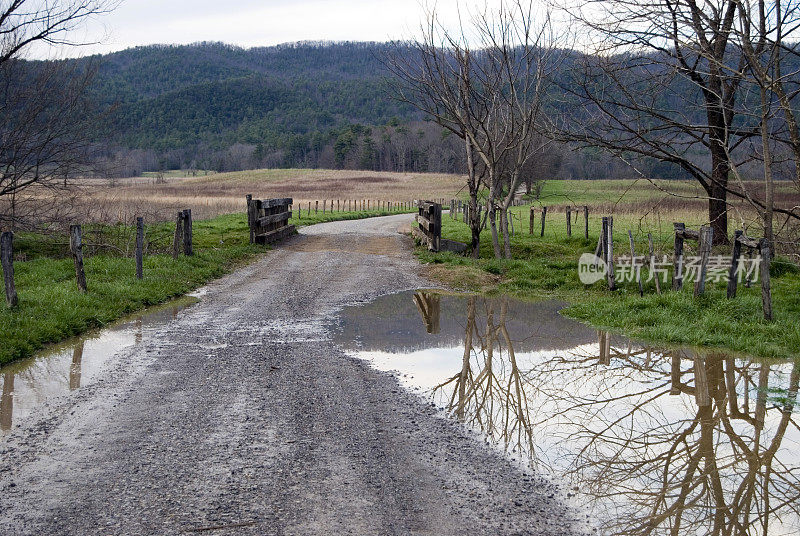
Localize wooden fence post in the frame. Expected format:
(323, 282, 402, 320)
(70, 225, 87, 292)
(529, 207, 534, 234)
(540, 206, 547, 237)
(727, 230, 743, 298)
(1, 232, 18, 307)
(648, 233, 661, 295)
(607, 216, 616, 291)
(672, 223, 685, 291)
(246, 194, 255, 244)
(693, 226, 713, 296)
(629, 230, 643, 296)
(182, 209, 193, 256)
(566, 206, 572, 237)
(173, 211, 184, 259)
(600, 217, 608, 263)
(584, 206, 589, 239)
(135, 217, 144, 280)
(759, 239, 773, 321)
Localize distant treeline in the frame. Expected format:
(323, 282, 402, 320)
(32, 41, 796, 179)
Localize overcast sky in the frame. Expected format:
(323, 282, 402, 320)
(49, 0, 515, 57)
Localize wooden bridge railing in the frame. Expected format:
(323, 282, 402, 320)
(246, 195, 295, 245)
(413, 200, 442, 252)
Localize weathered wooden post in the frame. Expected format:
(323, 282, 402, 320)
(540, 206, 547, 237)
(606, 216, 616, 291)
(759, 238, 773, 321)
(70, 224, 87, 293)
(673, 222, 686, 291)
(529, 207, 534, 234)
(727, 230, 743, 298)
(566, 206, 572, 237)
(693, 226, 713, 297)
(600, 217, 608, 263)
(1, 231, 18, 307)
(433, 203, 441, 252)
(182, 209, 193, 256)
(246, 194, 255, 244)
(135, 217, 144, 280)
(173, 211, 184, 259)
(323, 200, 327, 214)
(315, 200, 318, 214)
(629, 230, 643, 296)
(648, 233, 661, 295)
(584, 206, 589, 239)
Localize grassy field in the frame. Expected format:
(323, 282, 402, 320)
(0, 207, 402, 365)
(8, 168, 465, 226)
(420, 189, 800, 359)
(3, 170, 799, 362)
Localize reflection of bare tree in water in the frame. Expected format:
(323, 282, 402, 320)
(558, 348, 800, 536)
(432, 294, 534, 459)
(413, 291, 441, 334)
(425, 292, 800, 535)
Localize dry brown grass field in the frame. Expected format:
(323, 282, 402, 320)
(63, 169, 466, 223)
(6, 169, 799, 254)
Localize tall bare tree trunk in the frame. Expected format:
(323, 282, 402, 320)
(487, 183, 502, 260)
(465, 138, 481, 258)
(499, 208, 512, 259)
(708, 131, 730, 246)
(760, 86, 775, 250)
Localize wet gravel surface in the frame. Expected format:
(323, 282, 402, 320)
(0, 214, 585, 535)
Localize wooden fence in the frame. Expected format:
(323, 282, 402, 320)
(2, 210, 195, 308)
(246, 196, 295, 245)
(413, 200, 442, 252)
(294, 199, 420, 216)
(529, 205, 590, 239)
(727, 229, 773, 320)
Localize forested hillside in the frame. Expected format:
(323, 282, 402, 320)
(49, 41, 796, 179)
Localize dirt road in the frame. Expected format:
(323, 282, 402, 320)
(0, 215, 581, 535)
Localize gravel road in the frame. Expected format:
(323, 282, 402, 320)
(0, 214, 583, 535)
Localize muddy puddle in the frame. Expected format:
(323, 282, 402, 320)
(0, 296, 198, 436)
(335, 290, 800, 535)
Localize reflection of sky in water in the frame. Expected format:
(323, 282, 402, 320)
(338, 291, 800, 536)
(0, 297, 197, 436)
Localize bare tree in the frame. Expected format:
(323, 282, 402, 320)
(730, 0, 800, 246)
(387, 1, 561, 258)
(0, 0, 115, 65)
(0, 0, 115, 229)
(0, 59, 100, 228)
(559, 0, 789, 245)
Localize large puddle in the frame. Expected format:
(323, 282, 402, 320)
(0, 296, 198, 436)
(335, 290, 800, 536)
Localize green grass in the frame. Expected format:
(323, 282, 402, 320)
(420, 205, 800, 359)
(0, 208, 398, 365)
